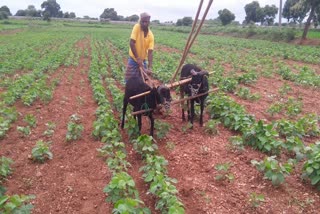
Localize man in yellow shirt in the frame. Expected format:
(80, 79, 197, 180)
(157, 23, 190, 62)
(125, 12, 154, 82)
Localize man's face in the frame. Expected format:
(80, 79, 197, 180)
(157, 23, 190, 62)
(140, 17, 150, 31)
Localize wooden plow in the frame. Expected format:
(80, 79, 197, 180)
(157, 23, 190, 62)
(131, 87, 219, 116)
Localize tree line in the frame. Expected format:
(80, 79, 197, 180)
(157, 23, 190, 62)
(0, 0, 76, 21)
(1, 0, 319, 38)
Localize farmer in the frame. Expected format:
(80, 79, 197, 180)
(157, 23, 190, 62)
(124, 12, 154, 82)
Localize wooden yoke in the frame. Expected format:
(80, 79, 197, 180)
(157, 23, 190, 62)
(171, 88, 219, 105)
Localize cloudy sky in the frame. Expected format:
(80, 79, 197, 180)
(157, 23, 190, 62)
(2, 0, 282, 22)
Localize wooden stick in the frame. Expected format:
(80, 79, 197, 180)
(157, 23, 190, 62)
(129, 91, 151, 100)
(132, 108, 153, 116)
(165, 78, 192, 88)
(166, 71, 214, 89)
(171, 88, 219, 105)
(170, 0, 213, 83)
(171, 0, 204, 84)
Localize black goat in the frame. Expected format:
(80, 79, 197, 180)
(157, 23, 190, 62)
(180, 64, 209, 127)
(121, 77, 171, 136)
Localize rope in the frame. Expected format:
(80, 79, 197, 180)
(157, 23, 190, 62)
(170, 0, 214, 83)
(141, 95, 150, 115)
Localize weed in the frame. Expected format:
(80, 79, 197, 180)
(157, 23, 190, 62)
(204, 119, 220, 135)
(249, 192, 265, 208)
(214, 162, 234, 182)
(23, 114, 37, 128)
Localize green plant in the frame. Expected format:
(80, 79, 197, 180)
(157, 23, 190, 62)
(106, 151, 131, 172)
(66, 114, 84, 141)
(104, 172, 139, 203)
(23, 114, 37, 128)
(155, 120, 171, 139)
(214, 163, 235, 182)
(132, 135, 158, 158)
(285, 97, 302, 117)
(235, 87, 260, 101)
(112, 198, 151, 214)
(140, 155, 168, 183)
(181, 122, 192, 133)
(0, 157, 13, 182)
(302, 142, 320, 189)
(0, 194, 35, 214)
(228, 136, 245, 152)
(278, 83, 292, 96)
(267, 102, 283, 116)
(31, 140, 53, 163)
(251, 156, 293, 186)
(17, 126, 31, 136)
(124, 116, 139, 140)
(249, 192, 265, 208)
(165, 141, 175, 151)
(149, 174, 184, 213)
(43, 122, 56, 136)
(243, 120, 282, 155)
(204, 119, 220, 135)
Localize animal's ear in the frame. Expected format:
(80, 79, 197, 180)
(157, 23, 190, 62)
(200, 70, 209, 76)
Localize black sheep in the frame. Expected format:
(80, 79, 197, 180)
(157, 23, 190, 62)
(180, 64, 209, 127)
(121, 76, 171, 136)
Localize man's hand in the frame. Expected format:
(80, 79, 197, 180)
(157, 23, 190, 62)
(145, 68, 152, 76)
(136, 58, 143, 67)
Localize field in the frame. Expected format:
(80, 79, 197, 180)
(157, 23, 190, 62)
(1, 20, 320, 213)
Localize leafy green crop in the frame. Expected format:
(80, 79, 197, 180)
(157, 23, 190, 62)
(302, 142, 320, 189)
(31, 140, 53, 163)
(251, 156, 293, 186)
(66, 114, 84, 142)
(0, 157, 13, 182)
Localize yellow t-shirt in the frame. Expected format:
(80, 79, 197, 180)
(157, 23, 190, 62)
(129, 23, 154, 61)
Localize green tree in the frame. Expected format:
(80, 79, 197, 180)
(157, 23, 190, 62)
(152, 20, 160, 24)
(63, 12, 69, 18)
(283, 0, 308, 23)
(218, 8, 236, 25)
(41, 0, 61, 18)
(244, 1, 264, 23)
(100, 8, 118, 20)
(0, 5, 11, 19)
(176, 16, 193, 26)
(125, 14, 139, 22)
(15, 10, 26, 16)
(0, 5, 11, 15)
(69, 12, 76, 18)
(26, 5, 41, 17)
(314, 5, 320, 27)
(298, 0, 320, 39)
(57, 10, 63, 18)
(262, 5, 278, 25)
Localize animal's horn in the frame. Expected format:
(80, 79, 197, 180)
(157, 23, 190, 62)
(190, 69, 197, 76)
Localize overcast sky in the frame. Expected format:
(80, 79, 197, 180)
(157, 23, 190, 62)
(2, 0, 283, 23)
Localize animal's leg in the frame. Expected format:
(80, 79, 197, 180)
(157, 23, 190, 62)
(180, 88, 185, 121)
(187, 100, 191, 122)
(190, 99, 194, 128)
(149, 113, 154, 136)
(137, 114, 142, 135)
(121, 99, 128, 129)
(200, 98, 205, 126)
